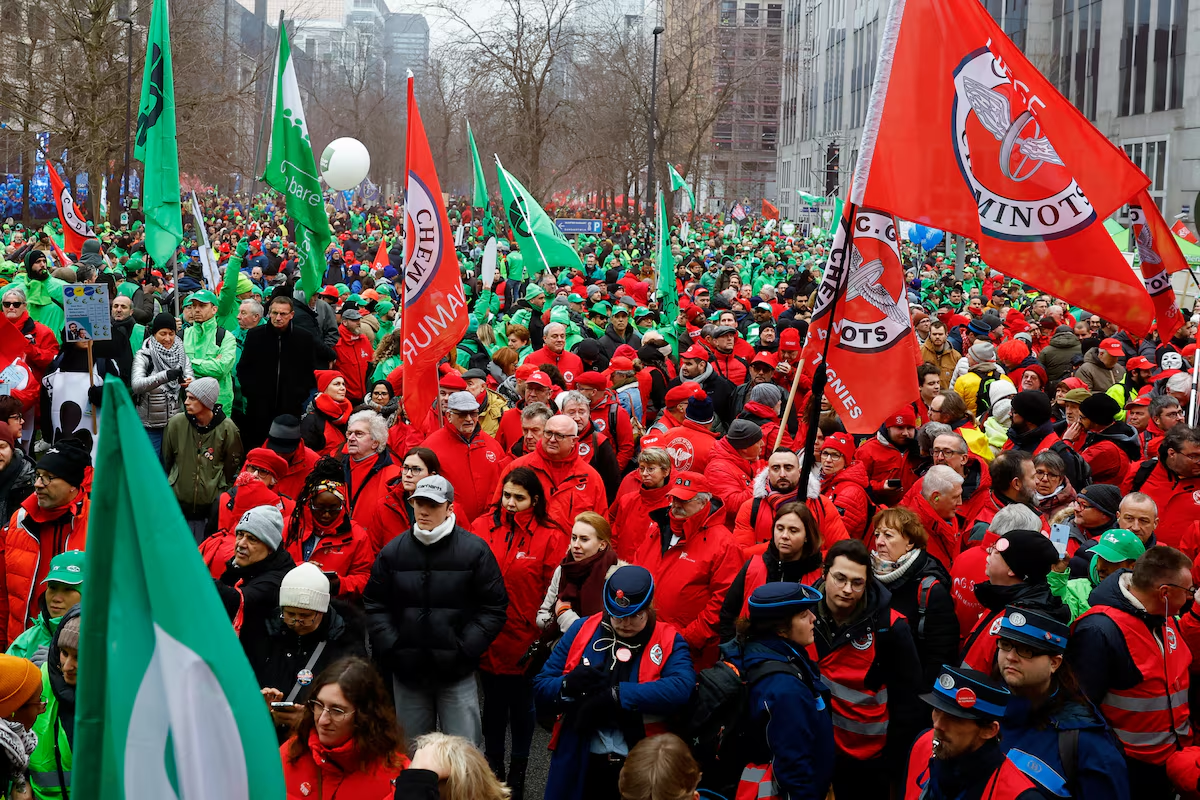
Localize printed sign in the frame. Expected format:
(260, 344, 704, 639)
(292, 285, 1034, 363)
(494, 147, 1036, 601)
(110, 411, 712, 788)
(62, 283, 112, 342)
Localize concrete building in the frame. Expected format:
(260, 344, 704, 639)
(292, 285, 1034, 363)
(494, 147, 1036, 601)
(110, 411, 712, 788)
(775, 0, 1200, 228)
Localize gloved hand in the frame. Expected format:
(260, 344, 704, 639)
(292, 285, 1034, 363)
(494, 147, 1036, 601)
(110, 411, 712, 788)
(561, 664, 608, 700)
(165, 368, 183, 382)
(572, 685, 619, 732)
(87, 385, 103, 408)
(236, 238, 250, 258)
(29, 646, 48, 667)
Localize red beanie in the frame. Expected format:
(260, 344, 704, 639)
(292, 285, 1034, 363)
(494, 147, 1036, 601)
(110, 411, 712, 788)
(821, 432, 856, 462)
(315, 370, 344, 394)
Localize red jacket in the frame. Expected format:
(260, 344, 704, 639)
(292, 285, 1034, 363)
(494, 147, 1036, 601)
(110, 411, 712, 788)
(607, 479, 672, 560)
(1080, 437, 1132, 487)
(420, 423, 510, 523)
(732, 473, 850, 559)
(496, 405, 524, 454)
(641, 419, 718, 472)
(473, 508, 567, 675)
(706, 438, 763, 528)
(634, 502, 741, 668)
(901, 490, 962, 570)
(522, 346, 584, 387)
(332, 325, 374, 400)
(1121, 458, 1200, 551)
(709, 350, 748, 385)
(285, 511, 374, 596)
(590, 392, 636, 470)
(822, 462, 872, 540)
(0, 493, 89, 645)
(364, 476, 472, 552)
(14, 313, 57, 386)
(214, 477, 295, 541)
(498, 441, 609, 530)
(854, 433, 918, 506)
(344, 450, 401, 528)
(275, 442, 320, 501)
(281, 733, 404, 800)
(948, 528, 999, 641)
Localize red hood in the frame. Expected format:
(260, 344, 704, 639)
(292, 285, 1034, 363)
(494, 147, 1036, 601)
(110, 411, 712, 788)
(825, 460, 869, 491)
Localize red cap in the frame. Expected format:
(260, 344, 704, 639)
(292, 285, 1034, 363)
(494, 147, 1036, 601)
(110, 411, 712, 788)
(778, 328, 802, 349)
(525, 370, 552, 388)
(316, 370, 344, 394)
(1127, 356, 1154, 371)
(820, 432, 856, 462)
(1059, 377, 1086, 391)
(750, 351, 779, 368)
(667, 471, 711, 500)
(1099, 338, 1124, 357)
(609, 356, 634, 372)
(576, 371, 608, 389)
(244, 447, 289, 478)
(664, 382, 703, 406)
(614, 344, 638, 360)
(1125, 395, 1151, 408)
(438, 372, 468, 390)
(515, 363, 537, 380)
(681, 344, 710, 360)
(318, 285, 339, 299)
(887, 405, 917, 428)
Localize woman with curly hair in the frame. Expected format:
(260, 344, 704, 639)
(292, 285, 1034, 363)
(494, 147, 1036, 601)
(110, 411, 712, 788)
(369, 331, 402, 385)
(281, 657, 408, 798)
(285, 456, 374, 596)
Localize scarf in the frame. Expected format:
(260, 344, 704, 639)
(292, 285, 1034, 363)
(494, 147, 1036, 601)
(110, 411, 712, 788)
(0, 718, 36, 778)
(872, 547, 923, 584)
(147, 336, 186, 395)
(314, 393, 352, 425)
(558, 546, 619, 619)
(412, 512, 456, 546)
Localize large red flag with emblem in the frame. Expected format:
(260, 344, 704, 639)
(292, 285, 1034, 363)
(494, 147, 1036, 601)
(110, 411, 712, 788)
(801, 203, 920, 434)
(851, 0, 1155, 334)
(400, 75, 468, 422)
(47, 164, 91, 257)
(1129, 190, 1185, 341)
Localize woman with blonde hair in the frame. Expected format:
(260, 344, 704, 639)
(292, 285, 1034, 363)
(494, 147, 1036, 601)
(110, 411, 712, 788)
(394, 732, 511, 800)
(536, 511, 621, 638)
(618, 733, 702, 800)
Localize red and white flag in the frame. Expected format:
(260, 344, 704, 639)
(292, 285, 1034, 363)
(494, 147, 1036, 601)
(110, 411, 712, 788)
(801, 203, 921, 434)
(1129, 190, 1185, 341)
(1172, 220, 1199, 246)
(48, 164, 91, 257)
(371, 239, 389, 273)
(400, 74, 468, 423)
(849, 0, 1156, 334)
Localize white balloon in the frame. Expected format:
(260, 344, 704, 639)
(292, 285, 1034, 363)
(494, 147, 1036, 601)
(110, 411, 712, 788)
(481, 237, 498, 287)
(320, 137, 371, 191)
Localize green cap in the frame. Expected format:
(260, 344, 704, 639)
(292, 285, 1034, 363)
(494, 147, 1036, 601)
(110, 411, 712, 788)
(525, 284, 546, 301)
(1090, 529, 1146, 565)
(634, 307, 653, 318)
(567, 293, 585, 303)
(42, 550, 85, 586)
(590, 301, 612, 317)
(183, 289, 218, 307)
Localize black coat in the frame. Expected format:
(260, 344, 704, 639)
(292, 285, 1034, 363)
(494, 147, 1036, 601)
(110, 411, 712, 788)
(237, 322, 320, 448)
(363, 524, 508, 687)
(879, 551, 960, 692)
(215, 547, 297, 648)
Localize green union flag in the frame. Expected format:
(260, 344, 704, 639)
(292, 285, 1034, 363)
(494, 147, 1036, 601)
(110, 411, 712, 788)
(133, 0, 183, 271)
(467, 119, 488, 209)
(495, 157, 583, 276)
(264, 23, 331, 298)
(655, 190, 679, 358)
(73, 377, 284, 798)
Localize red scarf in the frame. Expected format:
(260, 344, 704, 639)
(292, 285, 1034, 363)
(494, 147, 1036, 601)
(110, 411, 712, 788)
(536, 439, 578, 487)
(315, 393, 352, 425)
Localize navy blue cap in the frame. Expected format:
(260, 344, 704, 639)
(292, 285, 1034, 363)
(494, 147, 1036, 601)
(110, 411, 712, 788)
(747, 582, 823, 623)
(604, 566, 655, 618)
(967, 319, 993, 336)
(921, 665, 1010, 722)
(997, 606, 1070, 655)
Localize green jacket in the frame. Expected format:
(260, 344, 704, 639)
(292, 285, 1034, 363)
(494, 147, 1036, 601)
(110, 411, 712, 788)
(12, 274, 66, 343)
(6, 612, 59, 662)
(1047, 569, 1093, 620)
(162, 410, 244, 516)
(184, 317, 237, 410)
(29, 665, 70, 799)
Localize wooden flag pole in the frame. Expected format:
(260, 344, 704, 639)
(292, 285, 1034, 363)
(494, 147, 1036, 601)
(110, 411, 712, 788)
(774, 357, 806, 451)
(86, 340, 97, 433)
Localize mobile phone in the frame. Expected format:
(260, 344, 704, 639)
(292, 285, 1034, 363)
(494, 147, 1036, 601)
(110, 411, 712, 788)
(886, 479, 901, 490)
(270, 701, 296, 709)
(323, 571, 337, 580)
(1049, 522, 1071, 559)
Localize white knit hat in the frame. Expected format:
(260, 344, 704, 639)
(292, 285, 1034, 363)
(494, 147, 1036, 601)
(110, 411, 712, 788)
(278, 562, 330, 613)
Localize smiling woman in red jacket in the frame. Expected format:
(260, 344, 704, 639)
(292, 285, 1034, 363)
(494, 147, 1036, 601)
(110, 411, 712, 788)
(281, 657, 407, 799)
(471, 466, 567, 796)
(285, 457, 374, 597)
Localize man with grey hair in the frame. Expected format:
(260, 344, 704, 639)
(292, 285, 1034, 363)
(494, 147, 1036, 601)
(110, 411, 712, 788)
(902, 464, 964, 569)
(343, 409, 399, 526)
(498, 413, 608, 526)
(521, 321, 584, 387)
(237, 298, 263, 331)
(513, 401, 552, 458)
(948, 502, 1044, 639)
(420, 391, 509, 522)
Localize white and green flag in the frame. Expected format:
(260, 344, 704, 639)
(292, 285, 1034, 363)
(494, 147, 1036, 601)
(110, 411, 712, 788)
(264, 23, 331, 299)
(655, 190, 679, 358)
(74, 377, 284, 799)
(495, 157, 583, 277)
(667, 163, 694, 212)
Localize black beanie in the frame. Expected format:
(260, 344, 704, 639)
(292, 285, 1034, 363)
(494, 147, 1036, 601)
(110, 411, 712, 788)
(150, 312, 176, 336)
(38, 437, 92, 488)
(1010, 390, 1052, 426)
(994, 530, 1060, 583)
(1078, 483, 1121, 518)
(1079, 393, 1121, 426)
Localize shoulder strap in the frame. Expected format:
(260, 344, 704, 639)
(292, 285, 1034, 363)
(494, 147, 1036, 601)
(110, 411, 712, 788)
(284, 640, 328, 702)
(744, 659, 808, 689)
(1006, 749, 1070, 798)
(916, 575, 938, 639)
(215, 326, 226, 346)
(749, 496, 763, 528)
(1056, 728, 1079, 789)
(1131, 458, 1157, 492)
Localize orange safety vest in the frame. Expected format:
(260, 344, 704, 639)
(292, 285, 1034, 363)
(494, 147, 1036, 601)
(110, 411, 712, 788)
(1075, 604, 1191, 764)
(904, 729, 1054, 799)
(806, 608, 902, 759)
(549, 613, 678, 749)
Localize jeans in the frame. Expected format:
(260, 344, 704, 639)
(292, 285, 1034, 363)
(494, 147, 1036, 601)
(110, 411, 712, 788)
(145, 427, 164, 462)
(393, 673, 482, 746)
(480, 671, 536, 765)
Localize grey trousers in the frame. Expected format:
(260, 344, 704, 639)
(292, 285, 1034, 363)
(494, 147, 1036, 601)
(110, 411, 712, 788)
(393, 672, 483, 746)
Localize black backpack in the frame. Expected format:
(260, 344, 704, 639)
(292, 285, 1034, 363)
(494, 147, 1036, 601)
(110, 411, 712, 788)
(1048, 439, 1091, 491)
(1129, 458, 1158, 492)
(973, 367, 1002, 418)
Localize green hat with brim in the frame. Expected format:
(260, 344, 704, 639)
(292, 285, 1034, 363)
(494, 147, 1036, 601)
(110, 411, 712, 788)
(634, 307, 653, 318)
(42, 550, 85, 586)
(1090, 529, 1146, 565)
(183, 289, 218, 307)
(590, 301, 612, 317)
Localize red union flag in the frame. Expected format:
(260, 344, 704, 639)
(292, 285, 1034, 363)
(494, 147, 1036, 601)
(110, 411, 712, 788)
(1129, 190, 1185, 341)
(400, 75, 467, 422)
(852, 0, 1155, 334)
(801, 204, 920, 434)
(1172, 220, 1199, 245)
(48, 164, 91, 257)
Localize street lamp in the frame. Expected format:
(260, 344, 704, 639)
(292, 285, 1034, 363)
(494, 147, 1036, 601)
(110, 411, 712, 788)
(119, 16, 134, 220)
(645, 24, 664, 223)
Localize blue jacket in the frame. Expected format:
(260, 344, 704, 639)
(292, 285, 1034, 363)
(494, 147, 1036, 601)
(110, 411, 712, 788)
(1001, 693, 1128, 800)
(721, 637, 835, 800)
(533, 616, 694, 800)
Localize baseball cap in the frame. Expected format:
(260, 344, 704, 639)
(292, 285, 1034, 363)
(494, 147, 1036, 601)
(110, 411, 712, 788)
(411, 475, 454, 504)
(525, 370, 552, 388)
(1089, 528, 1146, 566)
(667, 471, 710, 501)
(1127, 356, 1154, 371)
(1099, 338, 1124, 357)
(681, 344, 709, 360)
(183, 289, 218, 307)
(41, 550, 85, 586)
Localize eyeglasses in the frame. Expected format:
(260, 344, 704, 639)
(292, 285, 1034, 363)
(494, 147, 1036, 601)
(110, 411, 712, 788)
(544, 431, 576, 441)
(307, 699, 355, 723)
(2, 301, 24, 308)
(931, 448, 967, 458)
(818, 451, 843, 461)
(33, 472, 60, 486)
(309, 499, 345, 514)
(6, 414, 22, 423)
(282, 609, 318, 625)
(1162, 583, 1197, 595)
(1033, 469, 1061, 480)
(996, 639, 1042, 659)
(401, 464, 427, 474)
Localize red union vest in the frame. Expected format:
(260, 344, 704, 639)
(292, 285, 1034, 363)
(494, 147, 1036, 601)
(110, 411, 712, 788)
(806, 609, 902, 759)
(548, 613, 678, 750)
(904, 729, 1051, 799)
(1076, 604, 1191, 764)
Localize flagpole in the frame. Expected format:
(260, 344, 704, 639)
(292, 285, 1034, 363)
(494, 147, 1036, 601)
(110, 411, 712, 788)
(250, 10, 285, 201)
(495, 155, 556, 283)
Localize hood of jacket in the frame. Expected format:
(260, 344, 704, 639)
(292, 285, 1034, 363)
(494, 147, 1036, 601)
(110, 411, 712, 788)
(1048, 330, 1081, 350)
(47, 603, 81, 707)
(1086, 420, 1143, 461)
(974, 577, 1065, 616)
(825, 460, 870, 494)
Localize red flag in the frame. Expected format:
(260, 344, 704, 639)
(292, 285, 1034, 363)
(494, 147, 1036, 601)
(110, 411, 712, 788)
(1172, 220, 1199, 245)
(0, 317, 28, 369)
(762, 199, 780, 220)
(1129, 190, 1185, 341)
(400, 75, 468, 423)
(852, 0, 1155, 334)
(372, 239, 389, 273)
(801, 204, 920, 434)
(46, 238, 72, 269)
(47, 164, 91, 257)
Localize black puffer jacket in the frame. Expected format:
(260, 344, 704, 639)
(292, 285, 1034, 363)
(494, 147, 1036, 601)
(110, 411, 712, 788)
(215, 546, 297, 646)
(878, 550, 959, 691)
(363, 524, 508, 687)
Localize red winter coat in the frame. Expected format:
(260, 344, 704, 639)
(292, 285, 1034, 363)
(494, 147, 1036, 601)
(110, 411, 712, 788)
(285, 510, 375, 596)
(901, 490, 962, 570)
(1121, 458, 1200, 551)
(606, 479, 672, 560)
(420, 423, 510, 522)
(275, 442, 320, 502)
(822, 461, 872, 540)
(634, 502, 741, 668)
(344, 450, 401, 528)
(364, 476, 472, 552)
(281, 732, 404, 800)
(949, 536, 990, 642)
(590, 393, 636, 470)
(473, 508, 567, 675)
(522, 346, 584, 387)
(1079, 437, 1132, 487)
(496, 405, 525, 454)
(641, 419, 718, 472)
(13, 313, 57, 387)
(333, 325, 374, 400)
(706, 438, 763, 527)
(732, 474, 850, 559)
(709, 350, 748, 386)
(498, 441, 609, 530)
(854, 433, 918, 506)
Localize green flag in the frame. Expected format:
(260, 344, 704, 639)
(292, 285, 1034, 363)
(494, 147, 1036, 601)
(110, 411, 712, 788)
(495, 157, 583, 276)
(133, 0, 183, 270)
(265, 23, 332, 299)
(797, 190, 825, 205)
(467, 119, 488, 208)
(667, 163, 695, 212)
(74, 378, 284, 798)
(655, 190, 679, 358)
(482, 201, 496, 240)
